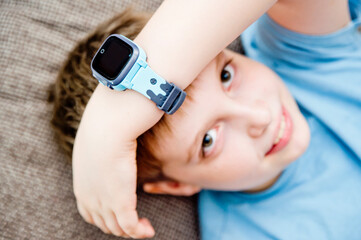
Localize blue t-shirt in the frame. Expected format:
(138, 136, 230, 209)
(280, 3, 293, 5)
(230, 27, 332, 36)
(199, 1, 361, 239)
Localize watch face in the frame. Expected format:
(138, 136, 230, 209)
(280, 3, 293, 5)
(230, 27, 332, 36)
(92, 36, 133, 80)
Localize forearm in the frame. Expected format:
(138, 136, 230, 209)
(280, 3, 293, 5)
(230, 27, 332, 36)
(79, 84, 163, 142)
(135, 0, 277, 89)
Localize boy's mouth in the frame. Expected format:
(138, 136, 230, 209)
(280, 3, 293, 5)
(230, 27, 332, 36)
(266, 106, 293, 156)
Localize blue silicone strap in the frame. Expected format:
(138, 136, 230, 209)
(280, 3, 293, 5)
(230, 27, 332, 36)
(113, 47, 186, 114)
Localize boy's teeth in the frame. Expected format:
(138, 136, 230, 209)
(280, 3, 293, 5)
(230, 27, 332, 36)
(273, 116, 285, 145)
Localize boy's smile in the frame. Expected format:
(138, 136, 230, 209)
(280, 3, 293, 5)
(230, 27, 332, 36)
(146, 49, 310, 194)
(266, 106, 294, 156)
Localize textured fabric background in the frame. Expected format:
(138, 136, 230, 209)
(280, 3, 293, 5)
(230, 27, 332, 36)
(0, 1, 200, 239)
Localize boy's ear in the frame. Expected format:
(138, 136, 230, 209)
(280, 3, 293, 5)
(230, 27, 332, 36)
(143, 181, 201, 196)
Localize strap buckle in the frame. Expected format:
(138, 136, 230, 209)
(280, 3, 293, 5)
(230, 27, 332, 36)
(159, 83, 186, 114)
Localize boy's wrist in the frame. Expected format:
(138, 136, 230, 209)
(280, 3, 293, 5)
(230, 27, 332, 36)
(91, 84, 164, 139)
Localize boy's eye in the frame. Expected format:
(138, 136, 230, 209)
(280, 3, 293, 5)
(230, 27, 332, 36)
(202, 128, 217, 157)
(221, 63, 235, 90)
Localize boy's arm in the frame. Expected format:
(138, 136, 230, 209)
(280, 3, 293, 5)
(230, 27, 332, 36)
(134, 0, 277, 89)
(73, 0, 277, 238)
(268, 0, 351, 35)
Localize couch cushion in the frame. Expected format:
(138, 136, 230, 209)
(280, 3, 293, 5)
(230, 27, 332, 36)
(0, 1, 200, 239)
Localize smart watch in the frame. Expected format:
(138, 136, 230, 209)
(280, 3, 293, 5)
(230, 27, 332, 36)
(91, 34, 186, 114)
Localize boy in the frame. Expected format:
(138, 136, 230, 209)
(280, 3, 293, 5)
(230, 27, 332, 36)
(51, 1, 361, 239)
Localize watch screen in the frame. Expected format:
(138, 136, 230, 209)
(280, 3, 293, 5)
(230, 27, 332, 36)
(92, 36, 133, 80)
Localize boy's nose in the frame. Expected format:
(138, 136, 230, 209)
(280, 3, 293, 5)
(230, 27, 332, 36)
(247, 102, 272, 138)
(228, 100, 272, 138)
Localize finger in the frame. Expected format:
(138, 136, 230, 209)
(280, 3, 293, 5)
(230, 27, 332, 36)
(115, 210, 155, 239)
(77, 202, 94, 225)
(103, 209, 131, 238)
(92, 212, 111, 234)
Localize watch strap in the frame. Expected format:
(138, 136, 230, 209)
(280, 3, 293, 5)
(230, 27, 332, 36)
(130, 64, 186, 114)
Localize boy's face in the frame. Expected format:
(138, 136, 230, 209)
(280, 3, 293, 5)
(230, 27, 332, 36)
(151, 49, 310, 192)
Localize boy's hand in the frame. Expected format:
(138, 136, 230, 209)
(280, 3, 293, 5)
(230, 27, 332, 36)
(73, 144, 155, 238)
(72, 84, 160, 238)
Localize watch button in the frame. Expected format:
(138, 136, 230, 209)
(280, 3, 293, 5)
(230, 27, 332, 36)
(107, 83, 114, 90)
